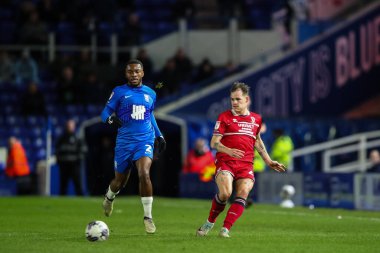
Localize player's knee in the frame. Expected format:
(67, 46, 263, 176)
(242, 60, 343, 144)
(236, 189, 250, 199)
(111, 180, 123, 191)
(218, 192, 231, 202)
(138, 173, 151, 185)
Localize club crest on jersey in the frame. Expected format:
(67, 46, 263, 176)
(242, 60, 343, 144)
(251, 117, 256, 124)
(214, 121, 220, 130)
(233, 119, 238, 123)
(144, 94, 150, 102)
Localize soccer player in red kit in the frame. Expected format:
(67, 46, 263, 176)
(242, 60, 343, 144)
(196, 82, 286, 238)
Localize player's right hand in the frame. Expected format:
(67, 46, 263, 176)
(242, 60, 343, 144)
(228, 148, 245, 159)
(107, 115, 122, 127)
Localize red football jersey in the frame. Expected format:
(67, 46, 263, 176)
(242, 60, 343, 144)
(213, 110, 262, 163)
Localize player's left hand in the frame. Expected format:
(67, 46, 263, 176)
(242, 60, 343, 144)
(268, 161, 286, 172)
(153, 136, 166, 160)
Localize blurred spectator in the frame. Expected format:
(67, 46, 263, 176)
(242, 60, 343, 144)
(193, 58, 215, 84)
(57, 66, 79, 104)
(20, 81, 47, 116)
(16, 0, 37, 26)
(136, 48, 154, 81)
(75, 48, 96, 83)
(124, 13, 141, 45)
(87, 135, 115, 195)
(77, 12, 96, 45)
(173, 48, 193, 82)
(270, 128, 294, 169)
(217, 0, 243, 18)
(223, 60, 239, 77)
(156, 58, 181, 97)
(5, 136, 33, 194)
(367, 149, 380, 173)
(18, 10, 48, 45)
(5, 137, 30, 178)
(81, 72, 106, 105)
(92, 0, 116, 22)
(281, 0, 294, 50)
(57, 0, 80, 23)
(49, 53, 74, 78)
(0, 50, 14, 83)
(37, 0, 58, 23)
(172, 0, 196, 21)
(183, 138, 215, 182)
(13, 49, 39, 86)
(55, 119, 85, 196)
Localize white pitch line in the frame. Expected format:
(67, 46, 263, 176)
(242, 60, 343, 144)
(253, 209, 380, 222)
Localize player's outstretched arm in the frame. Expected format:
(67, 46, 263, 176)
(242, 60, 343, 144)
(255, 133, 286, 172)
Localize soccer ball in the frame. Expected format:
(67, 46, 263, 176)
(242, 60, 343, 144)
(85, 220, 110, 242)
(280, 184, 296, 208)
(281, 184, 296, 198)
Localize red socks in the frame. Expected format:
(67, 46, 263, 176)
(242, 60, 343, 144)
(223, 197, 246, 230)
(207, 194, 227, 223)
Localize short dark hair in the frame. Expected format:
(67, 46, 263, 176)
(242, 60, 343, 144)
(127, 59, 144, 69)
(230, 82, 250, 96)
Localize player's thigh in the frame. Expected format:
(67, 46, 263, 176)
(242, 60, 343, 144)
(114, 170, 130, 186)
(234, 178, 254, 199)
(215, 170, 234, 200)
(135, 156, 153, 176)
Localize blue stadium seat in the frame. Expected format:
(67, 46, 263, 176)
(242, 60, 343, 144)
(55, 22, 77, 45)
(66, 105, 84, 115)
(97, 22, 114, 46)
(5, 115, 24, 127)
(26, 116, 46, 127)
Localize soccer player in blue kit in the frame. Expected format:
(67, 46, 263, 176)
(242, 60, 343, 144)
(100, 59, 166, 234)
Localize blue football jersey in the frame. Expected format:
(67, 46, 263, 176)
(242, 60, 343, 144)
(101, 84, 162, 144)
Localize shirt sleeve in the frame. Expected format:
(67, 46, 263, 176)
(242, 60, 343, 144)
(213, 114, 226, 136)
(150, 111, 162, 137)
(100, 88, 120, 122)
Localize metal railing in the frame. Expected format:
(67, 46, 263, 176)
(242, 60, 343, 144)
(289, 130, 380, 173)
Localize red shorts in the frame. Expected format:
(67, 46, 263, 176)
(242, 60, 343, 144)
(215, 160, 255, 181)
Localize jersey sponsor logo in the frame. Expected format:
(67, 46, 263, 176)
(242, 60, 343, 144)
(144, 94, 150, 102)
(131, 105, 146, 120)
(214, 121, 220, 130)
(237, 122, 254, 128)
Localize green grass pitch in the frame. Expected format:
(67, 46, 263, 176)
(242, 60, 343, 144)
(0, 196, 379, 253)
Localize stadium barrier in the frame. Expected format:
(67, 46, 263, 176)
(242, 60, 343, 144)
(290, 130, 380, 173)
(179, 172, 380, 211)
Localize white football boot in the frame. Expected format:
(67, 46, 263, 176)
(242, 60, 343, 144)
(102, 197, 114, 217)
(144, 217, 156, 234)
(219, 227, 230, 238)
(196, 221, 214, 236)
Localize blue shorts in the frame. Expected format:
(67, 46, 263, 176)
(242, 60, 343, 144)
(114, 141, 154, 173)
